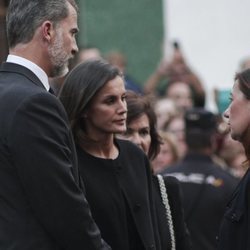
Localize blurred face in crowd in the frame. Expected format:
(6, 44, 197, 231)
(48, 2, 78, 77)
(166, 82, 193, 112)
(84, 76, 127, 138)
(155, 98, 177, 130)
(120, 113, 151, 155)
(166, 116, 187, 157)
(151, 140, 175, 173)
(224, 80, 250, 142)
(77, 48, 101, 63)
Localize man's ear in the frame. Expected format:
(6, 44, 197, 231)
(41, 21, 54, 43)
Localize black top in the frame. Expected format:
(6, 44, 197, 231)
(218, 168, 250, 250)
(77, 139, 157, 250)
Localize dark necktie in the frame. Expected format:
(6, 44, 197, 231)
(48, 87, 55, 95)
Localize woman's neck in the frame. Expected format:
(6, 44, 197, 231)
(80, 134, 119, 159)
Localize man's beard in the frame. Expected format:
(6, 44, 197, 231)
(48, 29, 71, 78)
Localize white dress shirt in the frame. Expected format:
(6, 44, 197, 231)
(7, 54, 50, 91)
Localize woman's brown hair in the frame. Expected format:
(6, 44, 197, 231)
(125, 91, 161, 161)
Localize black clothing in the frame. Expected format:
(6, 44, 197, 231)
(77, 139, 157, 250)
(162, 153, 238, 250)
(152, 175, 192, 250)
(218, 168, 250, 250)
(0, 62, 110, 249)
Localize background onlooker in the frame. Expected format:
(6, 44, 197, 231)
(144, 41, 206, 107)
(151, 131, 180, 174)
(105, 50, 142, 94)
(75, 46, 102, 63)
(154, 97, 178, 130)
(164, 114, 187, 159)
(165, 81, 194, 114)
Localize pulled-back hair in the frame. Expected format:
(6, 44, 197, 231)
(6, 0, 78, 48)
(59, 59, 123, 145)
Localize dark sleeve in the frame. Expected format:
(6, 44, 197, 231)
(9, 93, 110, 250)
(164, 176, 192, 250)
(143, 158, 162, 250)
(246, 177, 250, 249)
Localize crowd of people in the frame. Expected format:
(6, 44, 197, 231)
(1, 0, 250, 249)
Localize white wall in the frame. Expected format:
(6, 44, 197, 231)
(166, 0, 250, 110)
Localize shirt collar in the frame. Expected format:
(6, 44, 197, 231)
(7, 54, 50, 91)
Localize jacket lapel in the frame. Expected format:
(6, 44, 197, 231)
(0, 62, 46, 90)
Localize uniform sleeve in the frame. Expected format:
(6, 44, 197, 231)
(9, 93, 110, 250)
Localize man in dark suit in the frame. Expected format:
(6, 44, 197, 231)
(0, 0, 110, 249)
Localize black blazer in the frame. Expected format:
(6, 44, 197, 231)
(0, 62, 109, 250)
(218, 168, 250, 250)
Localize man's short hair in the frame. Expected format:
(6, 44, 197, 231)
(6, 0, 78, 48)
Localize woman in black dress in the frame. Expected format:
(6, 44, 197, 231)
(59, 59, 159, 250)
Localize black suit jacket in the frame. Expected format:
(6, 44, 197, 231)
(218, 168, 250, 250)
(0, 62, 109, 250)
